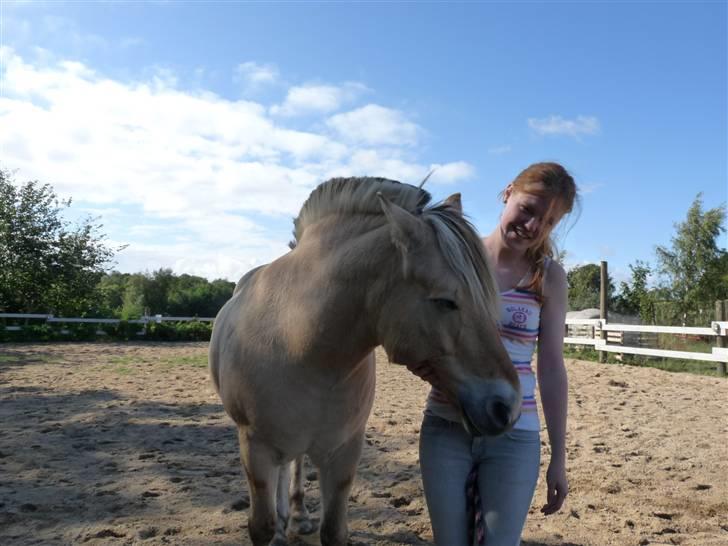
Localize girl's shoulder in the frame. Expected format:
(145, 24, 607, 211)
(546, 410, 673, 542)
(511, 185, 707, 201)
(542, 259, 567, 299)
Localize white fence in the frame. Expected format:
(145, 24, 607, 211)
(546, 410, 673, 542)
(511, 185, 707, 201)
(565, 318, 728, 364)
(3, 313, 728, 367)
(0, 313, 214, 335)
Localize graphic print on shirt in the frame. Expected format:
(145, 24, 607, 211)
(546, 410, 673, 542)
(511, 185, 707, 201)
(506, 302, 531, 328)
(498, 288, 541, 430)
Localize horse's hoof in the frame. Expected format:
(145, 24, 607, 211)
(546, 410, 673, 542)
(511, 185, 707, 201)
(290, 514, 319, 535)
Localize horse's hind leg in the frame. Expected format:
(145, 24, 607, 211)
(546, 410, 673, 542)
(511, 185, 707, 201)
(289, 456, 317, 535)
(316, 431, 365, 546)
(238, 429, 286, 546)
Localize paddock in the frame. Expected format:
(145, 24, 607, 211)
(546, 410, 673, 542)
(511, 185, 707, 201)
(1, 343, 726, 545)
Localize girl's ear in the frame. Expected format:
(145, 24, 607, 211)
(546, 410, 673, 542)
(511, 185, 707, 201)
(503, 184, 514, 203)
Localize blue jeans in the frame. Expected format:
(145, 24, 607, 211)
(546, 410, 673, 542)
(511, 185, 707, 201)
(419, 414, 540, 546)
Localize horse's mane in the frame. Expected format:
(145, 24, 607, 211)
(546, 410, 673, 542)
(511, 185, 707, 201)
(291, 176, 499, 324)
(291, 177, 431, 244)
(422, 204, 500, 325)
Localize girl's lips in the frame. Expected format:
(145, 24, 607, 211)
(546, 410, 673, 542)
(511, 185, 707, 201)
(512, 226, 533, 241)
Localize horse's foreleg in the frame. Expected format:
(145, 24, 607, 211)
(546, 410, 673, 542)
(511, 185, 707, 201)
(317, 432, 365, 546)
(273, 462, 290, 545)
(288, 455, 317, 535)
(238, 429, 283, 546)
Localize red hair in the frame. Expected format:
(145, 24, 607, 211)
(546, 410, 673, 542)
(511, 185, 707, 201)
(501, 162, 577, 297)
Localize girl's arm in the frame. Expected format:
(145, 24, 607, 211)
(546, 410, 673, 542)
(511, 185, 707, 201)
(536, 260, 569, 515)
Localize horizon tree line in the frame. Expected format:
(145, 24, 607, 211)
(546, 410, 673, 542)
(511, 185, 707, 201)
(1, 168, 726, 325)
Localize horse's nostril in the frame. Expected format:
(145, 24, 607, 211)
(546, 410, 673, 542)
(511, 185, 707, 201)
(488, 398, 511, 430)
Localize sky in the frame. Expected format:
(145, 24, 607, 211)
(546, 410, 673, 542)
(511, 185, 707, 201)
(1, 0, 726, 286)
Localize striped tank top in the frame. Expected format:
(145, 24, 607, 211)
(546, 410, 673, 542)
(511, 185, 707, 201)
(425, 260, 549, 432)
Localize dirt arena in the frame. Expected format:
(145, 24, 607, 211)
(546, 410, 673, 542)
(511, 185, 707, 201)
(1, 342, 726, 546)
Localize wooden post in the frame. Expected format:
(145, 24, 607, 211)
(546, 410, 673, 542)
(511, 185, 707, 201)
(716, 300, 727, 377)
(599, 261, 609, 363)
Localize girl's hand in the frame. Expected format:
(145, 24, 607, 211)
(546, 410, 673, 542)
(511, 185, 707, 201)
(541, 458, 568, 515)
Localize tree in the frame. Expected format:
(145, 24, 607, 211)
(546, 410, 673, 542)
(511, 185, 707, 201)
(95, 269, 235, 318)
(120, 274, 146, 319)
(166, 274, 233, 317)
(567, 263, 614, 311)
(655, 194, 727, 323)
(0, 169, 117, 314)
(612, 260, 656, 322)
(96, 271, 130, 316)
(144, 268, 175, 315)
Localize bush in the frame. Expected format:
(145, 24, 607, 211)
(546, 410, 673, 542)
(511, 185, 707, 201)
(0, 319, 211, 342)
(0, 324, 56, 342)
(146, 321, 179, 341)
(176, 320, 212, 341)
(146, 320, 212, 341)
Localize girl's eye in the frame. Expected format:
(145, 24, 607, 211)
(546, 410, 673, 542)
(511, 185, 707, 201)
(431, 298, 458, 311)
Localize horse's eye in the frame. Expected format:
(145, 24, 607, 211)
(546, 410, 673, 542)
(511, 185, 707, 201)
(431, 298, 458, 311)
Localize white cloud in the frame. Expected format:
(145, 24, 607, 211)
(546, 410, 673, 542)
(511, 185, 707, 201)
(111, 239, 289, 282)
(236, 61, 279, 89)
(528, 115, 600, 138)
(0, 50, 470, 280)
(427, 162, 475, 184)
(270, 82, 367, 117)
(326, 104, 421, 146)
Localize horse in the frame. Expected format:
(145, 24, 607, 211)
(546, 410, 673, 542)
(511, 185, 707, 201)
(209, 177, 521, 546)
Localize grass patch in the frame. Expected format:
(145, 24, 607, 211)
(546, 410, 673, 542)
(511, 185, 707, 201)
(107, 355, 140, 375)
(108, 355, 138, 366)
(0, 355, 17, 362)
(159, 354, 208, 368)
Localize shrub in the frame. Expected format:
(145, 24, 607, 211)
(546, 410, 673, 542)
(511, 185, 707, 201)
(0, 319, 212, 342)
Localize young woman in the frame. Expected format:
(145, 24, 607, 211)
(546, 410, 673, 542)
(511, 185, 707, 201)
(410, 162, 578, 546)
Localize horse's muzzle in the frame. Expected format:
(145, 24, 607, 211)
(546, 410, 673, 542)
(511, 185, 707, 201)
(459, 380, 522, 437)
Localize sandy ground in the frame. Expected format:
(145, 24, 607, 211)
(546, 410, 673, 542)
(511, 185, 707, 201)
(1, 342, 726, 546)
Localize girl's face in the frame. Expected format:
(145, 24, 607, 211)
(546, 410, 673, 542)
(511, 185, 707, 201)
(499, 184, 562, 251)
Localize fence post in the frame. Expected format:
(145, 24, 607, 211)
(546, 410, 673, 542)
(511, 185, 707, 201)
(599, 260, 609, 363)
(716, 300, 727, 377)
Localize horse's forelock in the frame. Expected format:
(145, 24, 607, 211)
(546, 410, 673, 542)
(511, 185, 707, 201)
(423, 206, 499, 325)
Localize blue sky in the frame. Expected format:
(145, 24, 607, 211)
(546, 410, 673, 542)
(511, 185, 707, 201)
(1, 1, 726, 285)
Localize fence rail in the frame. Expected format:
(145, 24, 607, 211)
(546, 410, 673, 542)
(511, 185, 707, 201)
(3, 313, 728, 370)
(0, 313, 215, 325)
(566, 318, 728, 367)
(0, 313, 214, 336)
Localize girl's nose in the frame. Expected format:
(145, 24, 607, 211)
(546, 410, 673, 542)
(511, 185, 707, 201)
(524, 216, 540, 233)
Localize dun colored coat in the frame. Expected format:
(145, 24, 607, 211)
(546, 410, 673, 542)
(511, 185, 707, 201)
(209, 177, 521, 546)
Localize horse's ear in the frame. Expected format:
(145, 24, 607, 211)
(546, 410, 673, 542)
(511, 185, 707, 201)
(377, 192, 424, 256)
(444, 193, 462, 215)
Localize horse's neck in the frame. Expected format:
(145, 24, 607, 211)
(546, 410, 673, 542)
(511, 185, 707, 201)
(285, 217, 397, 357)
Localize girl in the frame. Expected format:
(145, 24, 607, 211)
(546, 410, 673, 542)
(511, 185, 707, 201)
(411, 162, 577, 546)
